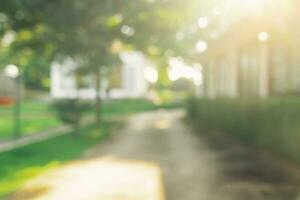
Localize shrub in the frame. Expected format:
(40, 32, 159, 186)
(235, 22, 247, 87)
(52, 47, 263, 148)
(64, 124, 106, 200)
(187, 97, 300, 162)
(52, 99, 91, 136)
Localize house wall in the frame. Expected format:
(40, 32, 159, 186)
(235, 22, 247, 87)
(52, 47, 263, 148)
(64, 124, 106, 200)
(202, 17, 300, 98)
(51, 52, 152, 99)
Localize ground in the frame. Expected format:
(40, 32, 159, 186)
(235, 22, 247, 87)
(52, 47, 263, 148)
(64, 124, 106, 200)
(8, 110, 300, 200)
(0, 99, 179, 139)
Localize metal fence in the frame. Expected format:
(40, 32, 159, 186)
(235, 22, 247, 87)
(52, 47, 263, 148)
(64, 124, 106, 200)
(0, 69, 67, 142)
(0, 72, 22, 139)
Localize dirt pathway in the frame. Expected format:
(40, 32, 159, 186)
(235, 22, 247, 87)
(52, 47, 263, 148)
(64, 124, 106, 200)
(85, 109, 300, 200)
(10, 109, 300, 200)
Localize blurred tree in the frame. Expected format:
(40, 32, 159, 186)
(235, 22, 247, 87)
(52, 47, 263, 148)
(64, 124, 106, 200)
(120, 0, 216, 87)
(0, 0, 219, 120)
(37, 0, 124, 123)
(0, 0, 56, 90)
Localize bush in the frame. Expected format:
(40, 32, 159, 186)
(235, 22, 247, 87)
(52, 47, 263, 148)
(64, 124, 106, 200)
(187, 97, 300, 162)
(52, 99, 91, 135)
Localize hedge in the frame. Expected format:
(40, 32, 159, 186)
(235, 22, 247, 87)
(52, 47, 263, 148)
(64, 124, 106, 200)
(187, 97, 300, 162)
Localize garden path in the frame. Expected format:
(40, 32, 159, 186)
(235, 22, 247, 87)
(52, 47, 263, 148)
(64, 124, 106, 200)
(9, 110, 300, 200)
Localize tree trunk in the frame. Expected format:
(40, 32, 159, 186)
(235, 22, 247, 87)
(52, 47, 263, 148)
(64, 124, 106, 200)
(95, 68, 101, 124)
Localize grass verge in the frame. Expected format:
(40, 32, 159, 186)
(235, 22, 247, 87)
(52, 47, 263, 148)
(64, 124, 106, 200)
(0, 121, 121, 198)
(0, 102, 62, 139)
(0, 98, 181, 198)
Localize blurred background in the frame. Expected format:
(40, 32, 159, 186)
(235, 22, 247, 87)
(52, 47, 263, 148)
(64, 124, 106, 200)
(1, 0, 300, 199)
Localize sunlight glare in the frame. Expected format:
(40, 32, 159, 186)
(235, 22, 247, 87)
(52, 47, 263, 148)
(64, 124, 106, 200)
(144, 67, 158, 84)
(4, 64, 19, 78)
(1, 31, 16, 46)
(168, 58, 203, 85)
(192, 64, 203, 86)
(227, 0, 266, 14)
(198, 17, 209, 29)
(168, 58, 192, 81)
(13, 158, 165, 200)
(195, 40, 208, 53)
(121, 25, 135, 36)
(154, 120, 170, 130)
(244, 0, 265, 11)
(212, 7, 222, 17)
(258, 32, 269, 41)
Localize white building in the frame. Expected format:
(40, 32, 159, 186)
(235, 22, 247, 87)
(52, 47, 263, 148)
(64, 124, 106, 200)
(51, 52, 157, 99)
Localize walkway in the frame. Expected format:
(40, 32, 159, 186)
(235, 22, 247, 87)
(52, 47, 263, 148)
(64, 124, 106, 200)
(9, 110, 300, 200)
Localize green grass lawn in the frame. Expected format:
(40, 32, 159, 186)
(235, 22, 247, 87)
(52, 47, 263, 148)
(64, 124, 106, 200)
(0, 102, 62, 139)
(0, 99, 180, 139)
(0, 98, 181, 198)
(0, 121, 119, 198)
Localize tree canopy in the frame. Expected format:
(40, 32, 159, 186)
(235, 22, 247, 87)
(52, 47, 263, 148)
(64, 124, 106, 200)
(0, 0, 217, 89)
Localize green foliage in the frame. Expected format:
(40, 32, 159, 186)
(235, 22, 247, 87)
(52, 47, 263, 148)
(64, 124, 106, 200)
(187, 97, 300, 162)
(0, 102, 62, 139)
(0, 98, 179, 139)
(0, 98, 179, 197)
(0, 122, 116, 198)
(52, 99, 91, 134)
(0, 0, 57, 90)
(0, 0, 217, 90)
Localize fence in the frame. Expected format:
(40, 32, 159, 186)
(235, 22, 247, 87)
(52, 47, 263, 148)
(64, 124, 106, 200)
(0, 77, 64, 141)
